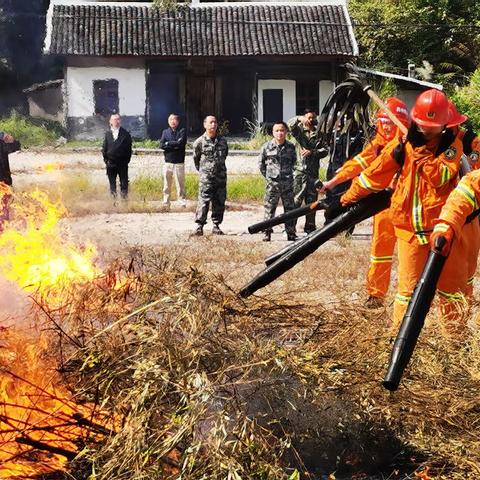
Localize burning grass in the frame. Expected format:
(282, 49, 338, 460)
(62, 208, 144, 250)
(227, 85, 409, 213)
(9, 247, 477, 479)
(1, 187, 480, 479)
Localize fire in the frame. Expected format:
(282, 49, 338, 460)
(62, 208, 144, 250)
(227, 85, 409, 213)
(0, 186, 98, 302)
(0, 185, 109, 476)
(38, 162, 65, 172)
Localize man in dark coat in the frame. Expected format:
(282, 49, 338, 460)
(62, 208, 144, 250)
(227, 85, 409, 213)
(159, 113, 187, 206)
(0, 132, 21, 230)
(102, 114, 132, 199)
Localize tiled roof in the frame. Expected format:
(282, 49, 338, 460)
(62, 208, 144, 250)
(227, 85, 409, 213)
(47, 2, 357, 57)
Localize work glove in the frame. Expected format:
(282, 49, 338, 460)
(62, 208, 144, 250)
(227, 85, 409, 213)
(392, 141, 406, 167)
(462, 128, 476, 156)
(406, 123, 427, 148)
(429, 224, 454, 257)
(324, 197, 349, 221)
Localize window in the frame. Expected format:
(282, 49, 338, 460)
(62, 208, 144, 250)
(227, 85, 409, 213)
(296, 80, 319, 115)
(93, 79, 119, 116)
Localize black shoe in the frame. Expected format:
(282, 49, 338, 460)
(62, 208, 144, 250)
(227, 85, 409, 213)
(212, 224, 224, 235)
(287, 233, 298, 241)
(194, 225, 204, 236)
(263, 232, 271, 242)
(365, 296, 384, 309)
(304, 228, 315, 235)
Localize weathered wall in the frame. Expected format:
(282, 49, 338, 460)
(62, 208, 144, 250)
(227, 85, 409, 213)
(27, 83, 64, 123)
(65, 62, 147, 139)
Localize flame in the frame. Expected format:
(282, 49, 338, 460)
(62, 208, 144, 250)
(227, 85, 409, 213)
(0, 185, 98, 303)
(38, 162, 65, 172)
(0, 330, 112, 478)
(0, 185, 110, 476)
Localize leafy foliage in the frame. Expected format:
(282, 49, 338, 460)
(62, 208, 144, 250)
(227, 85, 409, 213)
(452, 68, 480, 131)
(349, 0, 480, 89)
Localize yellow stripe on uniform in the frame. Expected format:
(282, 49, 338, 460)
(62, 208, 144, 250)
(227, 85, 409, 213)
(437, 290, 466, 302)
(467, 276, 475, 286)
(370, 255, 393, 264)
(412, 171, 428, 245)
(440, 164, 451, 186)
(456, 183, 479, 209)
(395, 294, 411, 305)
(353, 154, 368, 169)
(433, 223, 450, 234)
(358, 173, 382, 192)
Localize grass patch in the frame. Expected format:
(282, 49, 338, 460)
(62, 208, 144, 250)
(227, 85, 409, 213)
(133, 173, 265, 202)
(0, 112, 65, 147)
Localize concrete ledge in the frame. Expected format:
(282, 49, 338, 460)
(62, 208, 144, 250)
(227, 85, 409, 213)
(41, 147, 261, 156)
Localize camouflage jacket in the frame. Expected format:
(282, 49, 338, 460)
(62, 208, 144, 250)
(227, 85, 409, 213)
(287, 116, 328, 171)
(193, 134, 228, 175)
(259, 139, 296, 182)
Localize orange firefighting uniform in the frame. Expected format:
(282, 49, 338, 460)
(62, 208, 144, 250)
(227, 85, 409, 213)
(333, 122, 398, 299)
(454, 129, 480, 298)
(341, 133, 466, 333)
(433, 169, 480, 336)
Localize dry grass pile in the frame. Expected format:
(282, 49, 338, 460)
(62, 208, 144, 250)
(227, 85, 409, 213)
(23, 249, 480, 479)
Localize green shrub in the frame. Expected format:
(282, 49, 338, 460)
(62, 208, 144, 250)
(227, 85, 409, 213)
(452, 68, 480, 131)
(0, 112, 64, 147)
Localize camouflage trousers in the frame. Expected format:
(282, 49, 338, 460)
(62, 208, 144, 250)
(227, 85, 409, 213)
(293, 170, 319, 232)
(195, 179, 227, 226)
(264, 180, 295, 235)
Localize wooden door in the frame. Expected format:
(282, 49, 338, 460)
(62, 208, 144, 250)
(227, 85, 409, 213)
(187, 76, 215, 134)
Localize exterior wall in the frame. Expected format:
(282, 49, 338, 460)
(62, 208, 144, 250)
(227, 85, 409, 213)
(319, 80, 335, 113)
(257, 79, 335, 123)
(257, 79, 296, 123)
(27, 84, 64, 123)
(65, 63, 147, 139)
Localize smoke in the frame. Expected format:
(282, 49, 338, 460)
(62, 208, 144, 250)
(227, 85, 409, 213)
(0, 276, 32, 330)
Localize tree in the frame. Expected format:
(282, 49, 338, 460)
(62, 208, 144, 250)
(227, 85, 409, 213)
(348, 0, 480, 90)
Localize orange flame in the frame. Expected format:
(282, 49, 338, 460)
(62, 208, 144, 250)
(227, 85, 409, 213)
(0, 185, 108, 476)
(0, 186, 98, 303)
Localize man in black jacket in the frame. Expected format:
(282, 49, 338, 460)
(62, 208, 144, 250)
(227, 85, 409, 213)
(102, 114, 132, 199)
(159, 113, 187, 206)
(0, 131, 21, 230)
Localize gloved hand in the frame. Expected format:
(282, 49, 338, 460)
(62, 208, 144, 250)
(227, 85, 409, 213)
(463, 128, 476, 156)
(407, 123, 427, 148)
(392, 141, 406, 166)
(429, 224, 454, 257)
(324, 197, 349, 221)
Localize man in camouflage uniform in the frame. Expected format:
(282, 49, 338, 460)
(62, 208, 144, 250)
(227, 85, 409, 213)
(259, 121, 297, 242)
(288, 109, 328, 234)
(193, 115, 229, 236)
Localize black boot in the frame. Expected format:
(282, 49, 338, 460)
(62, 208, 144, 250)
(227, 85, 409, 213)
(212, 224, 224, 235)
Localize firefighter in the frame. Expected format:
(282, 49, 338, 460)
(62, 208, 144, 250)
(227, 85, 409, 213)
(446, 101, 480, 299)
(337, 89, 467, 341)
(430, 165, 480, 338)
(322, 98, 410, 308)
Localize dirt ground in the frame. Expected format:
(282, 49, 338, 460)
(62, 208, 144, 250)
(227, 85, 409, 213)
(11, 147, 372, 253)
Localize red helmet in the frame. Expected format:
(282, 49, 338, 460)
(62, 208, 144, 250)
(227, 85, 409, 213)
(377, 97, 410, 127)
(447, 100, 467, 128)
(410, 89, 450, 128)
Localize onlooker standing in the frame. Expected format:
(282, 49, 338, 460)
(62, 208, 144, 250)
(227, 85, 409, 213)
(102, 114, 132, 199)
(193, 115, 228, 236)
(160, 113, 187, 206)
(288, 109, 328, 234)
(259, 121, 297, 242)
(0, 132, 21, 230)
